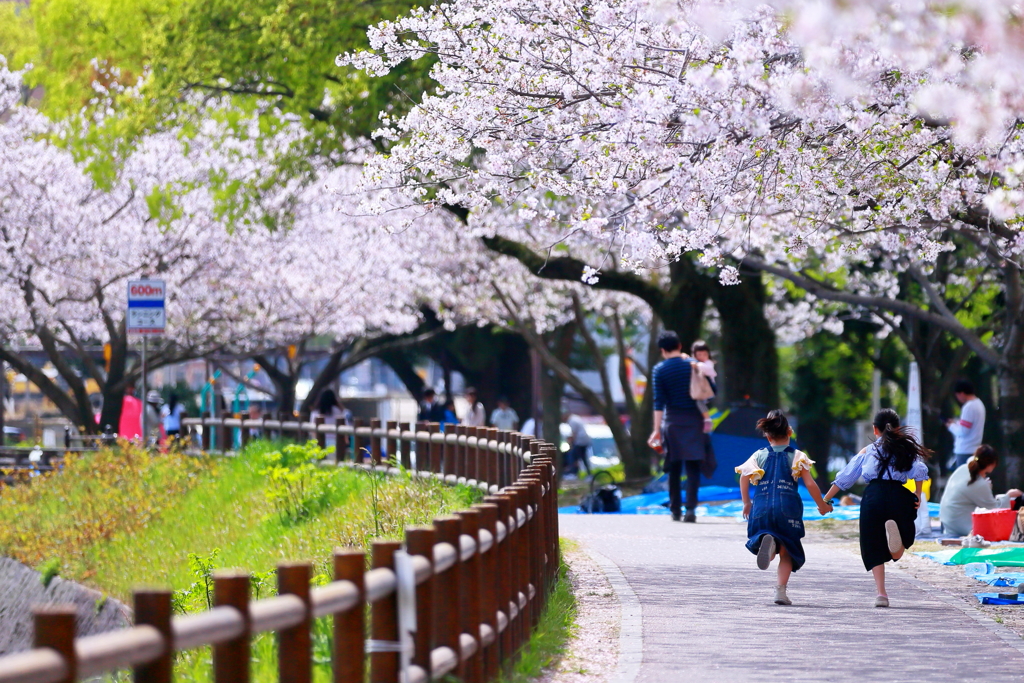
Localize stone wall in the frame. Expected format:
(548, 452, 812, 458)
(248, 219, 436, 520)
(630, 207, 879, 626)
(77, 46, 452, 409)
(0, 557, 131, 655)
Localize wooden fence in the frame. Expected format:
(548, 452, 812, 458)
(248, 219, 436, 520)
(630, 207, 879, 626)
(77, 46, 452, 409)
(0, 417, 561, 683)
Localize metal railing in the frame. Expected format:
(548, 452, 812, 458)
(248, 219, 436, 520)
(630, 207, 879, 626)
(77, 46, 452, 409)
(0, 417, 560, 683)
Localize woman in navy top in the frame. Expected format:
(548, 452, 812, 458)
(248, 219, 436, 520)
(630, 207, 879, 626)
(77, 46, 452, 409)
(823, 409, 930, 608)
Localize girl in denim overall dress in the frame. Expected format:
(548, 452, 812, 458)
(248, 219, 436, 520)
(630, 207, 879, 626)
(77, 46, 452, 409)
(737, 410, 833, 605)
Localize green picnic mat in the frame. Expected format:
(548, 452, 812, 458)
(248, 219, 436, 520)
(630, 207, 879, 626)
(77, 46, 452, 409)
(947, 547, 1024, 566)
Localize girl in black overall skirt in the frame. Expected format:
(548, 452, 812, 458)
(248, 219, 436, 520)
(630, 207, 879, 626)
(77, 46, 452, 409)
(823, 409, 930, 607)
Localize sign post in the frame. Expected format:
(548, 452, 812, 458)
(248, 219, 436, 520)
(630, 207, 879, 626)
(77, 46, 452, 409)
(127, 279, 166, 444)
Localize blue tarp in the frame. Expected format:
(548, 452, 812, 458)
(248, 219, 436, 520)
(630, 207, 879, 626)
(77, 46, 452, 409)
(562, 483, 942, 520)
(976, 593, 1024, 605)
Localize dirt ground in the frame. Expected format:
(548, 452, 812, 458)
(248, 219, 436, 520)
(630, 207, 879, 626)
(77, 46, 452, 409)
(805, 519, 1024, 638)
(538, 541, 621, 683)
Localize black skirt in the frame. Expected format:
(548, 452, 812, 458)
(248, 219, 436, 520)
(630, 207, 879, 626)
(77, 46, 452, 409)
(859, 479, 918, 571)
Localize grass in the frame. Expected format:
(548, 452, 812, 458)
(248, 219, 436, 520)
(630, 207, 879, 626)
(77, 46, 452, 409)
(2, 439, 574, 683)
(497, 540, 578, 682)
(0, 439, 480, 602)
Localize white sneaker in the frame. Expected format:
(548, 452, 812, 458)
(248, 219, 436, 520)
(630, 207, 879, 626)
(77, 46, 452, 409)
(757, 536, 777, 570)
(774, 585, 792, 605)
(964, 535, 991, 548)
(885, 520, 904, 557)
(874, 595, 889, 608)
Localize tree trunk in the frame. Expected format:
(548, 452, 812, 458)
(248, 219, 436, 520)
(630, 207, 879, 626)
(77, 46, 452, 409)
(998, 363, 1024, 486)
(710, 270, 779, 407)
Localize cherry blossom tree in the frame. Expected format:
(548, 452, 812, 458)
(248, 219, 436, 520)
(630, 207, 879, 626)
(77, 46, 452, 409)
(341, 0, 1024, 475)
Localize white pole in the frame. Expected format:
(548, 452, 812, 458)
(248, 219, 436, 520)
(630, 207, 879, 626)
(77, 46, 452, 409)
(906, 361, 930, 535)
(141, 336, 148, 445)
(906, 362, 922, 439)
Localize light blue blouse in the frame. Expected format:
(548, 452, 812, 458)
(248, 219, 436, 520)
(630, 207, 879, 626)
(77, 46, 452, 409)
(832, 440, 929, 491)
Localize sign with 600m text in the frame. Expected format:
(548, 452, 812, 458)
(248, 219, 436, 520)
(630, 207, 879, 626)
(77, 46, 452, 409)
(127, 279, 166, 336)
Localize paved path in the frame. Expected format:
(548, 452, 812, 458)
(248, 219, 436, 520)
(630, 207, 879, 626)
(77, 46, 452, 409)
(560, 515, 1024, 683)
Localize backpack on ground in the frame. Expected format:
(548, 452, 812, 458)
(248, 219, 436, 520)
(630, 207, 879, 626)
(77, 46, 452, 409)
(579, 470, 622, 514)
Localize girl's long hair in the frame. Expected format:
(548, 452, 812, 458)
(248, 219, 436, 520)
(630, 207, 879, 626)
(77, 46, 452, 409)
(968, 444, 997, 484)
(874, 409, 931, 473)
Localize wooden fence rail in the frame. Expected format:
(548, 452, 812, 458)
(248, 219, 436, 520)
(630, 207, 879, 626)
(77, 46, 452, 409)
(0, 418, 561, 683)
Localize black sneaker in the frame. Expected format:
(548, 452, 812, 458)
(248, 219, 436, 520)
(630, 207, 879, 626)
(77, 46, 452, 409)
(684, 511, 697, 523)
(671, 511, 682, 522)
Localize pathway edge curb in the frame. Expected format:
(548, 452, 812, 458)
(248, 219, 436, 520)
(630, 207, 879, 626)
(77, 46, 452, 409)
(585, 548, 642, 683)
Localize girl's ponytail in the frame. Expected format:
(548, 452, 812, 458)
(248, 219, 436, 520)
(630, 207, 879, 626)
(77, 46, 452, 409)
(874, 409, 931, 473)
(968, 445, 997, 484)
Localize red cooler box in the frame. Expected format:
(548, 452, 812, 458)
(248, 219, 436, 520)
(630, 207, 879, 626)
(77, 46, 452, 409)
(972, 508, 1018, 542)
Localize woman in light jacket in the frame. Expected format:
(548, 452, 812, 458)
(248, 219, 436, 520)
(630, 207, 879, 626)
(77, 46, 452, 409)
(940, 445, 1022, 536)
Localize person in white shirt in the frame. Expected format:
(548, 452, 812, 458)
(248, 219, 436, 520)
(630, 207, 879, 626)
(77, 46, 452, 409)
(490, 397, 519, 431)
(563, 412, 592, 476)
(463, 387, 487, 427)
(947, 380, 986, 468)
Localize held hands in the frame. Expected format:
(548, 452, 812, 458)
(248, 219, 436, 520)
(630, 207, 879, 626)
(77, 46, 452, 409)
(817, 499, 834, 516)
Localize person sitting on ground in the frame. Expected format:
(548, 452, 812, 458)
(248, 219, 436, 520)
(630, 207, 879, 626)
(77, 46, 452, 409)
(463, 387, 486, 427)
(823, 409, 930, 608)
(490, 397, 519, 431)
(939, 445, 1023, 537)
(737, 410, 831, 606)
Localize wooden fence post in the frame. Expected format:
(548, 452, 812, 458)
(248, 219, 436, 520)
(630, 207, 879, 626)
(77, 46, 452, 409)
(240, 411, 252, 449)
(400, 423, 413, 470)
(352, 418, 366, 462)
(370, 541, 402, 683)
(134, 590, 173, 683)
(386, 421, 398, 465)
(473, 503, 500, 681)
(415, 422, 428, 472)
(33, 605, 76, 683)
(370, 418, 382, 465)
(457, 509, 483, 683)
(432, 516, 463, 677)
(314, 416, 326, 449)
(427, 423, 441, 475)
(506, 486, 531, 648)
(333, 549, 365, 683)
(278, 562, 312, 683)
(404, 526, 435, 673)
(219, 412, 231, 453)
(483, 494, 514, 663)
(213, 570, 251, 683)
(482, 428, 497, 487)
(476, 428, 489, 489)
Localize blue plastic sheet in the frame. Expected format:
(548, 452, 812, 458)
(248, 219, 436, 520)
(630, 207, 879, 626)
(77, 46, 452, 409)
(561, 484, 942, 520)
(976, 593, 1024, 605)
